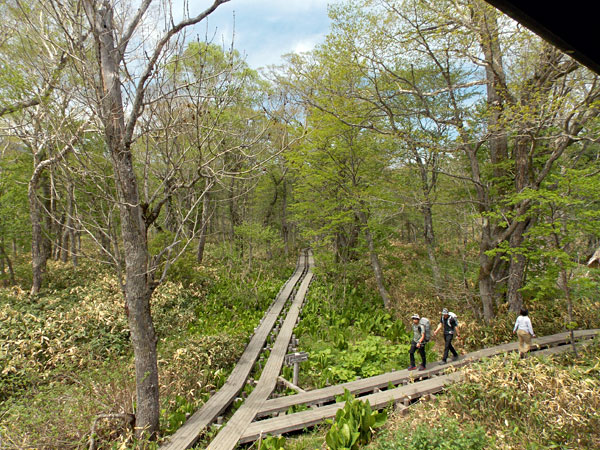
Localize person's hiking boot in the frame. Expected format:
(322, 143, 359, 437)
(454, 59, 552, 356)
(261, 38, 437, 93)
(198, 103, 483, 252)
(418, 365, 426, 371)
(452, 355, 460, 361)
(441, 359, 447, 364)
(408, 365, 417, 371)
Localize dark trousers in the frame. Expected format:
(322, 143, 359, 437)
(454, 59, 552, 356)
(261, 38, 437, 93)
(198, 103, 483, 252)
(409, 340, 426, 367)
(443, 333, 458, 361)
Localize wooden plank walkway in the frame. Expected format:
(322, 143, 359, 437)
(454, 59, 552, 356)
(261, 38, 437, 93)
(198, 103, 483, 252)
(256, 329, 598, 417)
(161, 251, 311, 450)
(240, 373, 460, 443)
(206, 252, 315, 450)
(239, 334, 597, 443)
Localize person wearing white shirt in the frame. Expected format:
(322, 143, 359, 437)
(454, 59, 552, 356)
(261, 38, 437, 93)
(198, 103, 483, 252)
(513, 308, 536, 358)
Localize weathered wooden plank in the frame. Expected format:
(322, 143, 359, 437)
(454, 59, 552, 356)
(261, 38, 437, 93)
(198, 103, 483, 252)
(240, 338, 595, 443)
(240, 373, 461, 443)
(160, 252, 310, 450)
(206, 252, 315, 450)
(256, 329, 598, 416)
(278, 376, 306, 393)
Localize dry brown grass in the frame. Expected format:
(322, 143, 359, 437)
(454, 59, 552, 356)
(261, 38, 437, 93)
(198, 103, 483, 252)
(376, 339, 600, 450)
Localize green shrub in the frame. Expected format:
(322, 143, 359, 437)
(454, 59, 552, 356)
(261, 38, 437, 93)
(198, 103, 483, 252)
(259, 435, 287, 450)
(295, 276, 427, 388)
(325, 389, 386, 450)
(376, 417, 491, 450)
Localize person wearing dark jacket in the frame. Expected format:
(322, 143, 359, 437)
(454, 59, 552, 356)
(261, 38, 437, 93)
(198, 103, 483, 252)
(433, 308, 459, 364)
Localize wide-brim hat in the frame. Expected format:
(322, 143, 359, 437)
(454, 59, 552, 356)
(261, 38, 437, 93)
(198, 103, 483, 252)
(442, 308, 449, 315)
(411, 314, 420, 320)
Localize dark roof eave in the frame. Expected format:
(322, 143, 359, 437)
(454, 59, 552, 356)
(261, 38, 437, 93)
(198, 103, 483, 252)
(484, 0, 600, 75)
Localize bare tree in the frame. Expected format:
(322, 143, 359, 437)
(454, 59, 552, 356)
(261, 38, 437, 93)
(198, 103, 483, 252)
(37, 0, 297, 440)
(71, 0, 231, 439)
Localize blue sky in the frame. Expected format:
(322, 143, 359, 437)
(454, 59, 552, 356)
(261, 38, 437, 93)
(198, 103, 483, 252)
(193, 0, 333, 69)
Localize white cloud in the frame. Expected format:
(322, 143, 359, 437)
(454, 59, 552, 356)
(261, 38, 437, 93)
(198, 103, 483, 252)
(235, 0, 333, 14)
(292, 33, 326, 54)
(168, 0, 332, 69)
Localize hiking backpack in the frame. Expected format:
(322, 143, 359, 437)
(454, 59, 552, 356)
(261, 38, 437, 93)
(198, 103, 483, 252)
(440, 312, 459, 333)
(448, 311, 458, 327)
(419, 317, 431, 342)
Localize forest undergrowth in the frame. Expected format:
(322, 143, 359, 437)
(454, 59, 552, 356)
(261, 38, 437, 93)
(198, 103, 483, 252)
(1, 242, 599, 449)
(277, 243, 600, 450)
(0, 244, 294, 449)
(366, 337, 600, 450)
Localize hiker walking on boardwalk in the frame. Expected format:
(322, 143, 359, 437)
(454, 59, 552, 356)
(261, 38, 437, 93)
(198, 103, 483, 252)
(408, 314, 429, 371)
(433, 308, 460, 364)
(513, 308, 535, 358)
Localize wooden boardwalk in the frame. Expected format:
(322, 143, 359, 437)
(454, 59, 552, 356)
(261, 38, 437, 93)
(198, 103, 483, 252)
(161, 251, 312, 450)
(206, 252, 315, 450)
(241, 373, 461, 443)
(255, 329, 598, 417)
(240, 330, 598, 443)
(162, 247, 597, 449)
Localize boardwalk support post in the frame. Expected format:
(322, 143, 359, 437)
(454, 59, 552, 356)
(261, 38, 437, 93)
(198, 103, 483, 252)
(284, 352, 309, 387)
(293, 361, 300, 386)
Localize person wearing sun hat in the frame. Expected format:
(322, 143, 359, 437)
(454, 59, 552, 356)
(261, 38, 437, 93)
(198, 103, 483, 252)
(433, 308, 460, 364)
(408, 313, 427, 371)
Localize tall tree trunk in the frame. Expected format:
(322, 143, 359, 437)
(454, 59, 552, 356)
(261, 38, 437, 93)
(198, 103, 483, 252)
(42, 174, 54, 262)
(478, 265, 495, 321)
(281, 178, 289, 257)
(474, 4, 509, 175)
(506, 117, 535, 311)
(478, 225, 497, 321)
(559, 266, 578, 356)
(61, 183, 75, 264)
(472, 4, 510, 319)
(0, 240, 16, 285)
(60, 223, 70, 263)
(71, 223, 78, 267)
(263, 173, 281, 226)
(196, 187, 210, 264)
(29, 176, 46, 295)
(88, 3, 159, 438)
(229, 176, 238, 240)
(421, 203, 442, 289)
(357, 210, 391, 309)
(507, 222, 529, 312)
(84, 0, 229, 437)
(412, 146, 442, 289)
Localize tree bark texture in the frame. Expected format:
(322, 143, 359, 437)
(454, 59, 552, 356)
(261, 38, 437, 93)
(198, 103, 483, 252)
(29, 171, 48, 295)
(472, 4, 509, 319)
(506, 220, 530, 312)
(357, 210, 391, 309)
(86, 2, 159, 439)
(421, 203, 442, 289)
(0, 240, 16, 285)
(196, 187, 211, 264)
(281, 178, 289, 256)
(559, 267, 578, 357)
